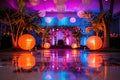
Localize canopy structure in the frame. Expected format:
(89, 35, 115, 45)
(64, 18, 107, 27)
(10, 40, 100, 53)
(0, 0, 120, 15)
(0, 0, 120, 49)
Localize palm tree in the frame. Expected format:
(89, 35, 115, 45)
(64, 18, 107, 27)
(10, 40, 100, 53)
(86, 11, 110, 49)
(72, 27, 82, 47)
(86, 0, 114, 49)
(0, 0, 41, 48)
(98, 0, 114, 49)
(88, 12, 105, 36)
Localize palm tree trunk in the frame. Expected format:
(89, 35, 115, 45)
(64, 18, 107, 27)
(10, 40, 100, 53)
(11, 34, 18, 48)
(98, 0, 107, 48)
(103, 0, 114, 48)
(6, 12, 19, 48)
(98, 0, 114, 49)
(102, 18, 109, 48)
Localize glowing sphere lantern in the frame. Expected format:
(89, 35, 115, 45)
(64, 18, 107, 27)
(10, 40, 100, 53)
(29, 0, 40, 6)
(70, 17, 76, 23)
(87, 54, 103, 68)
(54, 0, 67, 4)
(44, 43, 50, 49)
(18, 34, 36, 50)
(46, 17, 52, 23)
(86, 36, 102, 50)
(77, 10, 85, 18)
(71, 43, 78, 49)
(54, 0, 58, 4)
(18, 53, 35, 70)
(56, 4, 66, 12)
(82, 0, 92, 6)
(38, 11, 46, 17)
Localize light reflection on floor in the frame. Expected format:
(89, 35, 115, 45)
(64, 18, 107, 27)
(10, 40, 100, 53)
(0, 49, 120, 80)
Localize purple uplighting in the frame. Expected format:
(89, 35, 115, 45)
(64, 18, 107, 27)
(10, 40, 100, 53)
(45, 74, 52, 79)
(66, 38, 70, 45)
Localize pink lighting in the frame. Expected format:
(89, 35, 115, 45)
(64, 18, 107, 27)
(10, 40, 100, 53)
(82, 0, 92, 6)
(66, 53, 70, 59)
(70, 17, 76, 23)
(56, 31, 64, 43)
(54, 0, 67, 4)
(52, 65, 55, 69)
(66, 38, 69, 45)
(38, 11, 46, 17)
(77, 10, 85, 18)
(46, 74, 52, 79)
(46, 17, 52, 23)
(57, 14, 64, 20)
(51, 36, 55, 45)
(24, 0, 120, 14)
(56, 4, 66, 12)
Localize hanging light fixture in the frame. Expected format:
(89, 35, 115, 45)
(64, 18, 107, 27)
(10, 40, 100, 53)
(29, 0, 40, 6)
(82, 0, 92, 6)
(70, 17, 76, 23)
(53, 0, 67, 4)
(54, 0, 67, 12)
(38, 11, 46, 17)
(77, 10, 85, 18)
(56, 3, 66, 12)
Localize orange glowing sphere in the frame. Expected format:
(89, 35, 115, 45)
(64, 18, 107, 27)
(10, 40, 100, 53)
(72, 50, 79, 57)
(86, 36, 102, 50)
(71, 43, 78, 49)
(43, 50, 51, 57)
(18, 53, 36, 70)
(18, 34, 36, 50)
(44, 43, 50, 49)
(87, 54, 103, 68)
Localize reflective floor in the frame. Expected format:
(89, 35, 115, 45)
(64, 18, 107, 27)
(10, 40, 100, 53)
(0, 49, 120, 80)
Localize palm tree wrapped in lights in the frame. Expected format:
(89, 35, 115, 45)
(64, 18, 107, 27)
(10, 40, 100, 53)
(0, 0, 41, 48)
(72, 27, 82, 48)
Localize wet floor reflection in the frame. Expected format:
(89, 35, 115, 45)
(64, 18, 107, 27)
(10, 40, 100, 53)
(0, 49, 120, 80)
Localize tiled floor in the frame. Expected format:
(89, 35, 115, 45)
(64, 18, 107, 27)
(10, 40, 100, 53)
(0, 49, 120, 80)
